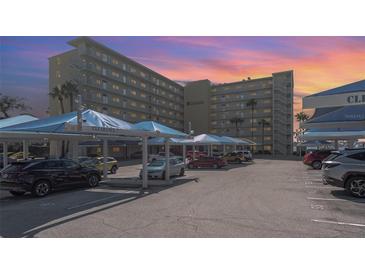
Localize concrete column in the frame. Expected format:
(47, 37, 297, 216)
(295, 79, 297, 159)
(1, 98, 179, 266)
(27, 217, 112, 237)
(165, 141, 170, 181)
(192, 145, 196, 160)
(103, 139, 108, 179)
(142, 136, 148, 188)
(49, 140, 60, 159)
(182, 144, 186, 165)
(22, 140, 29, 159)
(234, 144, 237, 152)
(223, 145, 226, 155)
(71, 140, 79, 161)
(3, 142, 8, 168)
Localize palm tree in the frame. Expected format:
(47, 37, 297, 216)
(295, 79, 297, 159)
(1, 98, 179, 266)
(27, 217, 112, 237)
(0, 93, 29, 118)
(295, 111, 310, 156)
(258, 119, 270, 153)
(246, 99, 257, 140)
(49, 81, 79, 114)
(229, 117, 244, 137)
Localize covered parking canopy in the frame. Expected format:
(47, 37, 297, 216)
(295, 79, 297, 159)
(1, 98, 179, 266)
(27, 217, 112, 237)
(0, 109, 188, 188)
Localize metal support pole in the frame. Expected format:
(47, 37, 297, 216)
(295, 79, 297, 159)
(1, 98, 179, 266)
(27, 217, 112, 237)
(334, 140, 339, 150)
(223, 145, 226, 156)
(72, 141, 79, 162)
(192, 144, 196, 160)
(183, 144, 186, 165)
(142, 136, 148, 188)
(165, 141, 170, 181)
(234, 144, 237, 152)
(103, 139, 108, 179)
(23, 140, 29, 159)
(3, 142, 8, 168)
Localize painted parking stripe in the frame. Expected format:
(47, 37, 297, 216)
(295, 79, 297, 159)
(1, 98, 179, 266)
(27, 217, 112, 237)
(305, 186, 336, 189)
(307, 197, 344, 201)
(312, 219, 365, 227)
(67, 195, 122, 210)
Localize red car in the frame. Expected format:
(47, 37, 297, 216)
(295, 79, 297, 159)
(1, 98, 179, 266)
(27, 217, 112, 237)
(303, 150, 332, 169)
(188, 156, 226, 169)
(186, 150, 207, 159)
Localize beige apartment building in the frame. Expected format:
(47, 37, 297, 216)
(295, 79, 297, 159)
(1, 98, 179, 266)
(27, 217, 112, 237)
(184, 71, 294, 155)
(49, 37, 293, 156)
(49, 37, 185, 131)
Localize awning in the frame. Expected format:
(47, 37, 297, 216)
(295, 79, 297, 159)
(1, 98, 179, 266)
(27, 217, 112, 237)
(0, 115, 38, 129)
(302, 128, 365, 140)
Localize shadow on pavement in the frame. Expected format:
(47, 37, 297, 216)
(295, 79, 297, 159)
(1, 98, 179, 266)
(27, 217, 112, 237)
(0, 177, 197, 238)
(330, 189, 365, 204)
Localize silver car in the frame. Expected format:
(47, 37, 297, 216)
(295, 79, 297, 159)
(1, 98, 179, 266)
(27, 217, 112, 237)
(322, 149, 365, 198)
(140, 157, 185, 179)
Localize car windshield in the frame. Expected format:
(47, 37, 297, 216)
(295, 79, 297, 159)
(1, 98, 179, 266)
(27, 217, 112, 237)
(323, 152, 341, 161)
(149, 160, 165, 167)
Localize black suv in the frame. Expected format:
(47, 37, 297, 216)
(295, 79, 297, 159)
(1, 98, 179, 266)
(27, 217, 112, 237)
(0, 159, 101, 197)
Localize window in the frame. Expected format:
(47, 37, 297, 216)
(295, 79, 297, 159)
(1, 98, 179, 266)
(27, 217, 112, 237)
(102, 53, 108, 62)
(112, 84, 119, 90)
(102, 68, 107, 76)
(130, 67, 136, 73)
(264, 109, 271, 113)
(112, 71, 119, 78)
(112, 59, 119, 65)
(112, 96, 120, 103)
(56, 71, 61, 78)
(112, 147, 121, 153)
(102, 80, 107, 89)
(130, 113, 137, 118)
(131, 90, 137, 96)
(141, 82, 146, 89)
(102, 94, 108, 104)
(131, 79, 137, 85)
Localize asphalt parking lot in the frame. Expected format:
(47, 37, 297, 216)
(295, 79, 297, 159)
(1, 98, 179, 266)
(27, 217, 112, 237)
(0, 159, 364, 237)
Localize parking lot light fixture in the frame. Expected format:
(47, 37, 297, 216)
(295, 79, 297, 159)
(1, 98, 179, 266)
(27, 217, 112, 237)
(103, 139, 108, 179)
(165, 141, 170, 181)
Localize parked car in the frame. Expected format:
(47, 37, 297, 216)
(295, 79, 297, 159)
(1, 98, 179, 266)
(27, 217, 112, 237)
(0, 155, 16, 169)
(81, 157, 119, 174)
(303, 150, 332, 169)
(139, 157, 185, 179)
(186, 150, 207, 159)
(9, 151, 36, 160)
(222, 152, 246, 163)
(188, 156, 226, 169)
(0, 159, 101, 197)
(130, 151, 143, 159)
(234, 150, 253, 161)
(322, 149, 365, 198)
(148, 151, 175, 162)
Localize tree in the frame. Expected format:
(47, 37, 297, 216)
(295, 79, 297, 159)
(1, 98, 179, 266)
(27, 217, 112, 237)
(0, 93, 29, 118)
(246, 99, 257, 141)
(229, 117, 244, 137)
(258, 119, 270, 153)
(295, 111, 310, 156)
(49, 81, 79, 114)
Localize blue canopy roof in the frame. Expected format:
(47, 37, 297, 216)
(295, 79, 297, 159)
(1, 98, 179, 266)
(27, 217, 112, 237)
(305, 105, 365, 124)
(134, 121, 188, 138)
(148, 137, 193, 145)
(0, 115, 38, 129)
(307, 79, 365, 97)
(0, 109, 134, 134)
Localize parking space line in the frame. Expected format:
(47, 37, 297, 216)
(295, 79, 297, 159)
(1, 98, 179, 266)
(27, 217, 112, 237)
(305, 186, 335, 189)
(67, 195, 122, 210)
(307, 197, 344, 201)
(312, 219, 365, 227)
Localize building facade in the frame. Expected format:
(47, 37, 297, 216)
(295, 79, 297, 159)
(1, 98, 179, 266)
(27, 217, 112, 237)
(49, 37, 293, 156)
(184, 71, 294, 155)
(49, 37, 185, 131)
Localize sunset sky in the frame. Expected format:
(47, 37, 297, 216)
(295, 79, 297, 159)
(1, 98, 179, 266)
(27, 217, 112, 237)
(1, 36, 365, 129)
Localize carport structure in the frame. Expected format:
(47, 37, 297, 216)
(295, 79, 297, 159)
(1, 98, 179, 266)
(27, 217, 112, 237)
(148, 133, 255, 166)
(0, 109, 188, 188)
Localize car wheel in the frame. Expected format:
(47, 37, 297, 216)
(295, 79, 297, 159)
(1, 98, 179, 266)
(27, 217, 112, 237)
(188, 164, 194, 169)
(312, 160, 322, 170)
(32, 180, 51, 197)
(213, 164, 218, 169)
(110, 165, 118, 174)
(179, 168, 185, 176)
(9, 190, 26, 196)
(346, 176, 365, 198)
(87, 174, 100, 187)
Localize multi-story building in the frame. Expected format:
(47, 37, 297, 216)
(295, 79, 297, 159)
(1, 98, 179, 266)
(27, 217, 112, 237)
(49, 37, 185, 131)
(49, 37, 293, 156)
(184, 71, 293, 155)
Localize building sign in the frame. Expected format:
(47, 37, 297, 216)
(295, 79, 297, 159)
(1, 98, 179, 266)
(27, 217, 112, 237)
(303, 91, 365, 109)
